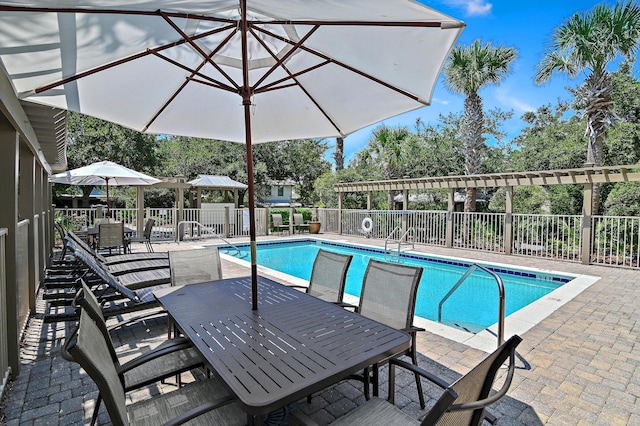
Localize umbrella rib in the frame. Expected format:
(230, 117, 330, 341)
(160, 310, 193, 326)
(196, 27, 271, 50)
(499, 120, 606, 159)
(252, 26, 427, 105)
(30, 25, 230, 96)
(249, 24, 320, 90)
(144, 26, 239, 132)
(160, 11, 240, 91)
(248, 28, 343, 136)
(256, 60, 332, 92)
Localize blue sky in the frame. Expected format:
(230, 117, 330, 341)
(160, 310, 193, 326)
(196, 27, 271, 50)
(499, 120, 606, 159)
(329, 0, 637, 164)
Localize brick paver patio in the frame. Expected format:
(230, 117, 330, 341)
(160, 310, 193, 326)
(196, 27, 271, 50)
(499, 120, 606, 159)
(1, 233, 639, 425)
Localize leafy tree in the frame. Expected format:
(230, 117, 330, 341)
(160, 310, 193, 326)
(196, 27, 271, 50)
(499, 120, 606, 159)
(510, 102, 586, 171)
(535, 0, 640, 214)
(352, 125, 413, 208)
(604, 182, 640, 215)
(314, 168, 369, 209)
(443, 39, 518, 212)
(489, 186, 551, 214)
(253, 139, 331, 206)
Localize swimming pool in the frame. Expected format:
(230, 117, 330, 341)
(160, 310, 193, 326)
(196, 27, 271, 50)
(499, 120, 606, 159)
(218, 238, 577, 334)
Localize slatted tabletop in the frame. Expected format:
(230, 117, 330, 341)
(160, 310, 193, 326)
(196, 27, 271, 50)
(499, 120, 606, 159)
(154, 276, 411, 416)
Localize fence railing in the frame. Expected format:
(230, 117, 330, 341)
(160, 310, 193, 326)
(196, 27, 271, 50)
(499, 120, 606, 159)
(0, 228, 9, 399)
(53, 206, 640, 269)
(591, 216, 640, 267)
(513, 214, 582, 262)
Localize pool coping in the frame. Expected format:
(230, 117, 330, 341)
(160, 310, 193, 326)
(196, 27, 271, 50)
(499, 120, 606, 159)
(213, 237, 601, 353)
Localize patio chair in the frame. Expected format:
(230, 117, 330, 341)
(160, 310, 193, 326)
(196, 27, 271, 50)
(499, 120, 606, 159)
(169, 247, 223, 287)
(290, 335, 523, 426)
(73, 280, 206, 424)
(98, 222, 126, 255)
(293, 213, 309, 233)
(288, 249, 353, 304)
(168, 248, 223, 338)
(353, 259, 425, 407)
(125, 218, 155, 253)
(62, 306, 245, 426)
(271, 213, 290, 235)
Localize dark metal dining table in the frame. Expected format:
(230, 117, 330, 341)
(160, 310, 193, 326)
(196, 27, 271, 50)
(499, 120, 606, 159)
(153, 276, 411, 422)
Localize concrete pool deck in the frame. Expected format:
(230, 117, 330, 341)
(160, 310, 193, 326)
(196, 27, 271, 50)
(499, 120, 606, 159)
(1, 232, 639, 425)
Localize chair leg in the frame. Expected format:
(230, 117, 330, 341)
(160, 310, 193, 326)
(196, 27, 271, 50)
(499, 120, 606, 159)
(411, 352, 425, 409)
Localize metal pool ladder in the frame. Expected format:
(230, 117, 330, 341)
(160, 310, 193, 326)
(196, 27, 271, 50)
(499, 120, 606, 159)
(437, 263, 506, 348)
(384, 226, 415, 261)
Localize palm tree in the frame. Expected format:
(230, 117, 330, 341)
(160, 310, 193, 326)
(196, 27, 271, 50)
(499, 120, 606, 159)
(535, 0, 640, 215)
(359, 125, 411, 209)
(333, 137, 345, 171)
(444, 39, 517, 212)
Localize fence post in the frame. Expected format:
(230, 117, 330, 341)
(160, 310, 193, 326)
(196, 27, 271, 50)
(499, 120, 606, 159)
(338, 193, 344, 235)
(505, 185, 513, 255)
(582, 182, 593, 265)
(224, 206, 230, 238)
(446, 188, 454, 248)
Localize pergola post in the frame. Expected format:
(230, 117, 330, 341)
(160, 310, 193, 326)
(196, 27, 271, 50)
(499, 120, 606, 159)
(446, 188, 454, 248)
(367, 191, 372, 210)
(505, 184, 513, 255)
(136, 186, 144, 235)
(582, 182, 593, 265)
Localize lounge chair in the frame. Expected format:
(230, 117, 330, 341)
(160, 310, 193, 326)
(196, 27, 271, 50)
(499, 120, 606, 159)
(271, 213, 290, 235)
(44, 247, 167, 322)
(352, 259, 425, 407)
(125, 218, 155, 253)
(290, 335, 523, 426)
(62, 306, 245, 425)
(289, 249, 353, 304)
(73, 280, 206, 424)
(293, 213, 309, 233)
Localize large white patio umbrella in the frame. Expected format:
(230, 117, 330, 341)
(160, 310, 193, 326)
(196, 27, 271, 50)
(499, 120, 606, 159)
(0, 0, 464, 309)
(50, 160, 162, 213)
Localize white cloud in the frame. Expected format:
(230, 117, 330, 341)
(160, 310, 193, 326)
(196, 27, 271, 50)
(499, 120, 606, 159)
(443, 0, 493, 17)
(431, 97, 450, 106)
(495, 89, 535, 113)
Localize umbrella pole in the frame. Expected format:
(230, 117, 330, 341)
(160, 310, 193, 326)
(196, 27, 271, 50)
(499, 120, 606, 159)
(241, 0, 258, 310)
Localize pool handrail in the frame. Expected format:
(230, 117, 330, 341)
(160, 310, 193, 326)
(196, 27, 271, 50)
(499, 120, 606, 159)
(437, 263, 506, 348)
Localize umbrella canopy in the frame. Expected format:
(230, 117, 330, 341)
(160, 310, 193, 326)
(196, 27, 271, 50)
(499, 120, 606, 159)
(0, 1, 464, 309)
(50, 160, 161, 212)
(188, 175, 248, 190)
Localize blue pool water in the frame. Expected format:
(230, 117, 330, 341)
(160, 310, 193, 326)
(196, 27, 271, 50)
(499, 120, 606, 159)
(220, 239, 573, 333)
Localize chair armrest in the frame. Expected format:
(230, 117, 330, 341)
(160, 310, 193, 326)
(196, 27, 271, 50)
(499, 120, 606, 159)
(117, 337, 196, 374)
(401, 325, 426, 335)
(335, 301, 358, 310)
(161, 395, 237, 426)
(288, 284, 310, 293)
(288, 410, 321, 426)
(390, 357, 450, 389)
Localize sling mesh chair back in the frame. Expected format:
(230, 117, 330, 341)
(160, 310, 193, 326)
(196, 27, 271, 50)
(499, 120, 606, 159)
(73, 281, 205, 424)
(62, 307, 244, 426)
(98, 222, 125, 255)
(306, 249, 353, 303)
(357, 259, 425, 407)
(169, 248, 223, 287)
(126, 218, 155, 253)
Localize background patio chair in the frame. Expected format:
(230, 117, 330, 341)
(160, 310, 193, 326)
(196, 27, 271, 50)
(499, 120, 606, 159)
(72, 280, 205, 424)
(353, 259, 425, 407)
(126, 218, 155, 253)
(98, 222, 125, 255)
(62, 307, 245, 425)
(289, 249, 353, 304)
(293, 213, 309, 233)
(290, 335, 522, 426)
(271, 213, 290, 235)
